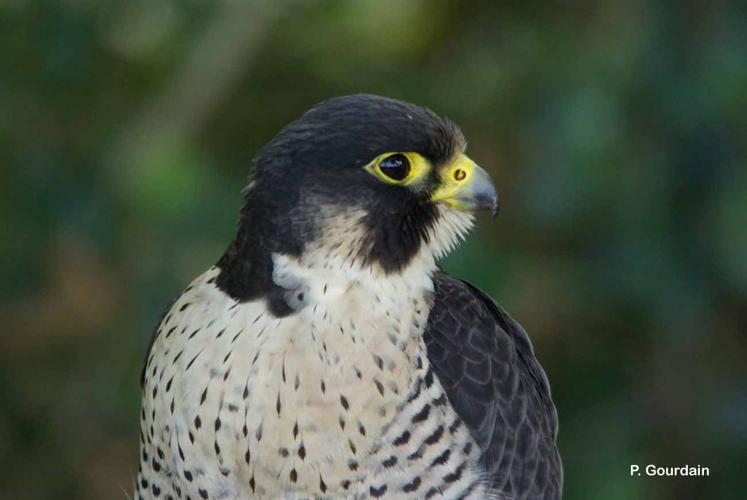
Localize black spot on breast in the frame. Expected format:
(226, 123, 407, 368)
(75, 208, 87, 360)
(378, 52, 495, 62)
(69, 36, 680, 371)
(373, 355, 384, 370)
(412, 403, 431, 423)
(425, 425, 444, 445)
(425, 486, 440, 498)
(231, 329, 244, 342)
(319, 476, 327, 493)
(403, 476, 422, 493)
(370, 484, 388, 497)
(186, 351, 202, 370)
(444, 461, 467, 483)
(393, 430, 411, 446)
(462, 441, 473, 455)
(431, 448, 451, 467)
(448, 417, 462, 434)
(375, 380, 385, 396)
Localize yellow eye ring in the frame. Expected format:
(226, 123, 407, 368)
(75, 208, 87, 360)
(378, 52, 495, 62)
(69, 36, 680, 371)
(365, 151, 430, 186)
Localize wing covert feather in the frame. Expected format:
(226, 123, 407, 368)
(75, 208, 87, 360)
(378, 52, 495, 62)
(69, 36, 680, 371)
(424, 272, 562, 499)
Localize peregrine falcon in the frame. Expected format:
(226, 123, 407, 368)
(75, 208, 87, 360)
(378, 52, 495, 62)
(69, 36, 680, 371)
(136, 94, 562, 499)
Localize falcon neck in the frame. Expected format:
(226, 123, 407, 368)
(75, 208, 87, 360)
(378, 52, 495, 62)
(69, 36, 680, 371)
(216, 202, 443, 318)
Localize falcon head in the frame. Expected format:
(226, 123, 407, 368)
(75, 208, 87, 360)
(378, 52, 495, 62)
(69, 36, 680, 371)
(217, 94, 498, 314)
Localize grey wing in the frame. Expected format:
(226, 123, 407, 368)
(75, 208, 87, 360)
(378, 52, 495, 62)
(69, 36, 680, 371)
(424, 272, 562, 499)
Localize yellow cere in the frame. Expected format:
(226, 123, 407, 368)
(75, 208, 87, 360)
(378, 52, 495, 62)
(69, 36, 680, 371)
(430, 154, 476, 206)
(365, 151, 430, 185)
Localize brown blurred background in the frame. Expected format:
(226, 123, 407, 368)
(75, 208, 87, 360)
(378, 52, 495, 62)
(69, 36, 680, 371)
(1, 1, 746, 498)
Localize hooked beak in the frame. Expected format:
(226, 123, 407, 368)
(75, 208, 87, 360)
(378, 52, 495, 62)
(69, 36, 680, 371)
(430, 154, 499, 217)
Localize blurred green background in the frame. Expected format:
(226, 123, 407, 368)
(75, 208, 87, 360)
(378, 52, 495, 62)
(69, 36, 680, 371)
(1, 1, 746, 498)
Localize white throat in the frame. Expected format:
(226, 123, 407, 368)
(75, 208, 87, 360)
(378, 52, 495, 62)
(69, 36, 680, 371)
(272, 204, 475, 305)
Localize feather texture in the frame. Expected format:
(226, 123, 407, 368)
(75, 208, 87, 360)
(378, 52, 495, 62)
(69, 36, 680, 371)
(424, 272, 562, 499)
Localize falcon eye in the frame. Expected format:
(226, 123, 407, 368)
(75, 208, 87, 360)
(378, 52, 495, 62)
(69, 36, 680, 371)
(377, 154, 411, 181)
(365, 151, 429, 186)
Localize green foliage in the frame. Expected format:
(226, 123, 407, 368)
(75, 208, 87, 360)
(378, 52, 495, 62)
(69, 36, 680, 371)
(1, 1, 745, 498)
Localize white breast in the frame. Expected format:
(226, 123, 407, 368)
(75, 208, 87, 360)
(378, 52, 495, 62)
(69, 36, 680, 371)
(141, 230, 491, 499)
(143, 252, 435, 497)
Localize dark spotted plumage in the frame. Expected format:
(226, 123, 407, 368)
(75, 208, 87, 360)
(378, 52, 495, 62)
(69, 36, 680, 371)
(425, 273, 562, 498)
(136, 94, 561, 499)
